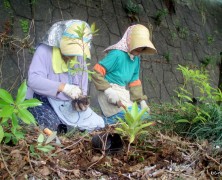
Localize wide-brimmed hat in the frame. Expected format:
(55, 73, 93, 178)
(60, 22, 92, 59)
(129, 24, 157, 54)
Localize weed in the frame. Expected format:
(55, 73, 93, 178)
(124, 0, 141, 22)
(125, 0, 141, 15)
(30, 0, 38, 5)
(19, 19, 29, 36)
(170, 31, 178, 40)
(29, 46, 36, 54)
(0, 80, 42, 144)
(155, 8, 168, 26)
(163, 51, 171, 62)
(174, 65, 222, 125)
(29, 132, 55, 157)
(3, 0, 11, 9)
(177, 26, 189, 39)
(207, 35, 215, 45)
(200, 55, 217, 68)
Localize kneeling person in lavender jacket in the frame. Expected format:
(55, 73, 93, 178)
(26, 20, 105, 132)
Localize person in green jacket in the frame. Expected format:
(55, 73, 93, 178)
(92, 24, 157, 124)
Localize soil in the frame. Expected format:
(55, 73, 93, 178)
(0, 125, 221, 180)
(72, 96, 90, 111)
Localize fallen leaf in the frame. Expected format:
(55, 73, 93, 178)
(39, 165, 51, 176)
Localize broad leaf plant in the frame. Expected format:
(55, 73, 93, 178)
(115, 102, 154, 155)
(0, 80, 42, 144)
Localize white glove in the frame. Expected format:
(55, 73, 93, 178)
(104, 87, 120, 105)
(62, 84, 82, 99)
(140, 100, 151, 114)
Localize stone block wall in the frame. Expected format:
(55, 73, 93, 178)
(0, 0, 222, 108)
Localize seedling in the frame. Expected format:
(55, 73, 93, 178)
(67, 22, 99, 108)
(115, 102, 154, 155)
(0, 80, 42, 144)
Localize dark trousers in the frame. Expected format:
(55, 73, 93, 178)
(28, 94, 62, 131)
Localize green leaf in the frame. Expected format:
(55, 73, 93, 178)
(29, 144, 35, 153)
(135, 122, 154, 132)
(0, 105, 14, 118)
(131, 102, 139, 119)
(129, 135, 135, 143)
(11, 113, 19, 128)
(1, 117, 9, 123)
(0, 125, 4, 143)
(45, 131, 57, 144)
(0, 99, 10, 108)
(37, 134, 45, 143)
(4, 133, 12, 144)
(135, 107, 147, 122)
(13, 130, 24, 140)
(0, 89, 14, 104)
(192, 116, 206, 123)
(124, 112, 134, 126)
(117, 118, 129, 130)
(17, 109, 36, 124)
(19, 99, 42, 109)
(176, 119, 190, 123)
(37, 145, 55, 152)
(115, 127, 126, 134)
(91, 22, 96, 32)
(15, 81, 27, 104)
(83, 53, 87, 61)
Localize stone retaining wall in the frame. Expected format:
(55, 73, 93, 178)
(0, 0, 222, 108)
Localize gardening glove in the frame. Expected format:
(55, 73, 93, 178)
(62, 84, 82, 99)
(104, 87, 120, 105)
(140, 100, 151, 114)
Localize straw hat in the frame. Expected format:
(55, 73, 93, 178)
(60, 22, 92, 59)
(129, 24, 157, 54)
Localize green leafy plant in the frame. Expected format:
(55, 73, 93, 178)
(3, 0, 11, 9)
(29, 131, 58, 157)
(30, 0, 38, 5)
(19, 19, 29, 35)
(175, 65, 222, 125)
(68, 22, 99, 90)
(170, 30, 178, 41)
(177, 26, 189, 39)
(115, 102, 154, 155)
(125, 0, 141, 15)
(154, 8, 168, 26)
(174, 20, 189, 39)
(163, 51, 171, 62)
(200, 55, 218, 69)
(124, 0, 141, 22)
(0, 80, 42, 144)
(36, 133, 56, 153)
(207, 35, 215, 45)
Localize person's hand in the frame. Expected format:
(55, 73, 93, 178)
(72, 96, 90, 112)
(140, 100, 151, 114)
(73, 101, 89, 111)
(62, 84, 82, 99)
(104, 87, 120, 105)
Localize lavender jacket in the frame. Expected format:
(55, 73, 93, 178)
(26, 44, 88, 100)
